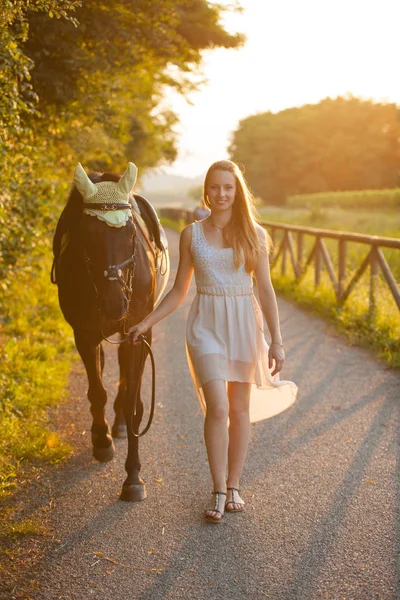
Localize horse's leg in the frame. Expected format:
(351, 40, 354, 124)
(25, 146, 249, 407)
(120, 333, 151, 502)
(111, 343, 128, 439)
(74, 331, 115, 463)
(100, 342, 105, 374)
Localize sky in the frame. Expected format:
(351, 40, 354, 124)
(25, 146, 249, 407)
(161, 0, 400, 178)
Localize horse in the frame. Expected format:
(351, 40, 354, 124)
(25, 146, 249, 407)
(51, 162, 170, 501)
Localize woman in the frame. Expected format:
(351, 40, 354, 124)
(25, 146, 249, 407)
(129, 160, 297, 522)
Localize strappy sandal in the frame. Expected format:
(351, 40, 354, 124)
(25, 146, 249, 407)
(204, 491, 226, 523)
(225, 487, 245, 513)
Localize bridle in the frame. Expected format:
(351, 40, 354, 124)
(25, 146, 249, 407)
(81, 203, 137, 334)
(81, 202, 155, 437)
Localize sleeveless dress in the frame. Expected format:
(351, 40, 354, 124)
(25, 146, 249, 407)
(186, 221, 298, 422)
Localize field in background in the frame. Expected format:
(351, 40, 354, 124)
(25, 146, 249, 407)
(287, 188, 400, 211)
(257, 204, 400, 239)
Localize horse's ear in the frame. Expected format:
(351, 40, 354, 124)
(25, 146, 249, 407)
(117, 162, 138, 196)
(74, 163, 98, 199)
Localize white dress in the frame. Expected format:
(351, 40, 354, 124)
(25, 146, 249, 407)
(186, 221, 298, 422)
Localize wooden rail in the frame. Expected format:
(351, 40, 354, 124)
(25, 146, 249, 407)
(263, 221, 400, 314)
(157, 208, 400, 315)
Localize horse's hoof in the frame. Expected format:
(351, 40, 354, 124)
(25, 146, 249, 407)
(119, 484, 147, 502)
(111, 422, 127, 439)
(92, 441, 115, 463)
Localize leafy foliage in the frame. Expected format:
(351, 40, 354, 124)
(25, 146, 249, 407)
(0, 0, 80, 142)
(229, 96, 400, 205)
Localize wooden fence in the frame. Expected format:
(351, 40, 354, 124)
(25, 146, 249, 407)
(263, 221, 400, 316)
(157, 208, 400, 316)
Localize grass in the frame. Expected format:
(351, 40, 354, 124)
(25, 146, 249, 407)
(0, 250, 75, 501)
(272, 268, 400, 367)
(160, 216, 188, 233)
(0, 513, 48, 539)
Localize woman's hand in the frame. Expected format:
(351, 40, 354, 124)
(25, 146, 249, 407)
(268, 342, 285, 376)
(127, 320, 149, 344)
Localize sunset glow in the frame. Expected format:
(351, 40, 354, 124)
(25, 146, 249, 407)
(165, 0, 400, 176)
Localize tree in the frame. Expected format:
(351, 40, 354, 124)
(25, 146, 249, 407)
(229, 97, 400, 204)
(0, 0, 80, 143)
(21, 0, 244, 170)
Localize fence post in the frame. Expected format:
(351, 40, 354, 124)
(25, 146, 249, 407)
(369, 246, 379, 319)
(338, 238, 347, 303)
(281, 231, 287, 275)
(297, 232, 303, 268)
(270, 227, 276, 260)
(315, 237, 321, 286)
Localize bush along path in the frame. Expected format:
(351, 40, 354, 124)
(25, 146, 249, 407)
(0, 251, 76, 531)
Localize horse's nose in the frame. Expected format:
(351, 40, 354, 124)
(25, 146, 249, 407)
(101, 285, 128, 321)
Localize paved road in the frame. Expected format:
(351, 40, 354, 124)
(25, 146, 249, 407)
(3, 228, 399, 600)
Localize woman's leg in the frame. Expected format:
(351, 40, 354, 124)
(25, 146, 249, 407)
(226, 381, 251, 510)
(202, 379, 229, 519)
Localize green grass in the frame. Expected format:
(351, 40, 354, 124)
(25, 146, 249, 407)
(160, 216, 187, 233)
(272, 269, 400, 367)
(0, 251, 75, 500)
(0, 514, 48, 538)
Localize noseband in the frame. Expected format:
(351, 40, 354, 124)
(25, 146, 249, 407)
(102, 252, 136, 295)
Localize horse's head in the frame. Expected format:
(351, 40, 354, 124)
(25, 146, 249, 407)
(74, 163, 138, 322)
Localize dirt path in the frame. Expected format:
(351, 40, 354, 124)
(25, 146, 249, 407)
(1, 228, 399, 600)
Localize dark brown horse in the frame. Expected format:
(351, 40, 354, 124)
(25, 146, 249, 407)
(52, 162, 169, 501)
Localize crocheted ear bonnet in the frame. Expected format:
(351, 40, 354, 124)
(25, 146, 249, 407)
(74, 162, 138, 227)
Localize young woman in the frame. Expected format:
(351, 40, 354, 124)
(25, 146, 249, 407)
(129, 160, 297, 522)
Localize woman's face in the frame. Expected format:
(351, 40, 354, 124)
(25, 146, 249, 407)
(206, 169, 236, 214)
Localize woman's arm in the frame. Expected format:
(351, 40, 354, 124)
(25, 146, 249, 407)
(254, 225, 285, 375)
(128, 225, 194, 341)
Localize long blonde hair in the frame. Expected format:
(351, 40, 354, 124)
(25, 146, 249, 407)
(203, 160, 268, 272)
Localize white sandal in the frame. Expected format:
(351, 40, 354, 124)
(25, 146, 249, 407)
(225, 487, 245, 513)
(204, 491, 226, 523)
